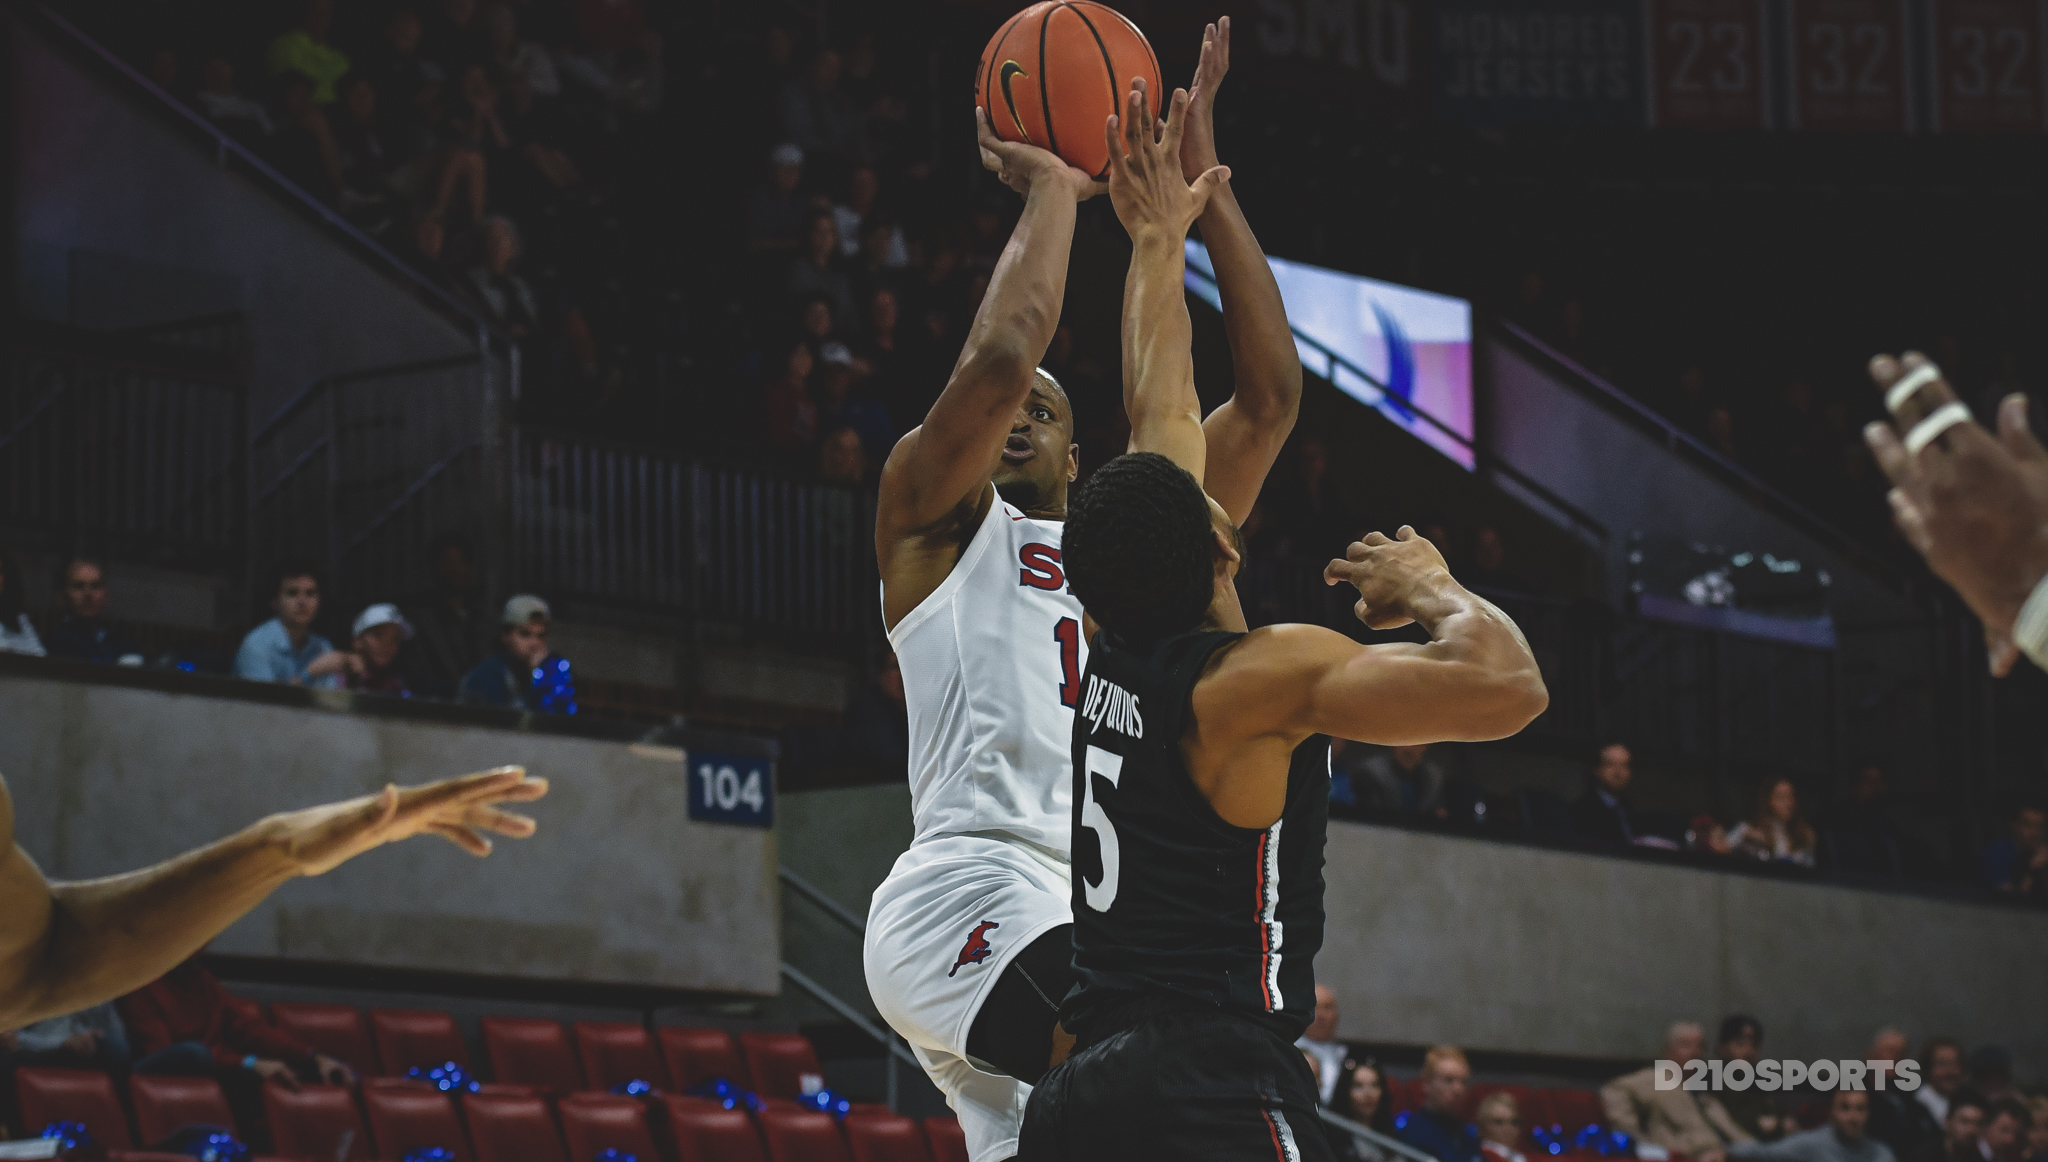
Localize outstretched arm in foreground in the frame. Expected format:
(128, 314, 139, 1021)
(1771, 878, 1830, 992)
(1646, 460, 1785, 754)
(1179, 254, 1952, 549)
(877, 112, 1101, 626)
(1179, 17, 1303, 526)
(0, 766, 547, 1030)
(1107, 79, 1228, 479)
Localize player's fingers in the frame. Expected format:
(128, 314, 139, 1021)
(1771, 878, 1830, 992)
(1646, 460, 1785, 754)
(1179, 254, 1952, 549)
(1395, 525, 1417, 541)
(1863, 422, 1914, 489)
(397, 767, 526, 814)
(1104, 113, 1127, 178)
(1188, 164, 1229, 212)
(1886, 488, 1934, 555)
(1124, 80, 1148, 155)
(466, 805, 539, 838)
(1161, 87, 1189, 148)
(486, 775, 549, 803)
(1998, 393, 2048, 463)
(430, 821, 495, 857)
(1360, 530, 1393, 546)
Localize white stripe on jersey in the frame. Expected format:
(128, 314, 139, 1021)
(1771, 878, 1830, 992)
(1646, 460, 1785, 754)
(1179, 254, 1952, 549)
(1270, 1108, 1302, 1162)
(1259, 819, 1284, 1012)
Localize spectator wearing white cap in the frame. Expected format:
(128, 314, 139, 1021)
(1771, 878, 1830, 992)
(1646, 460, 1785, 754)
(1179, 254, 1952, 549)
(456, 595, 577, 714)
(346, 603, 414, 697)
(748, 142, 808, 254)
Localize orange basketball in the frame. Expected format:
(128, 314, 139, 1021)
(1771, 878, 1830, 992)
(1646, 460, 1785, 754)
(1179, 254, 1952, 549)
(975, 1, 1163, 181)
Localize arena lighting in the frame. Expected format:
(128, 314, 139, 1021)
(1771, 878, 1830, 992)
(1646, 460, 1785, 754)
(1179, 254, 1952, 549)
(1185, 241, 1476, 469)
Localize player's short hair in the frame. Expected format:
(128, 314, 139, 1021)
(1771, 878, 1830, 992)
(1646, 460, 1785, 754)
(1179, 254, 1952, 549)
(1421, 1045, 1469, 1079)
(1065, 452, 1214, 645)
(1034, 367, 1071, 421)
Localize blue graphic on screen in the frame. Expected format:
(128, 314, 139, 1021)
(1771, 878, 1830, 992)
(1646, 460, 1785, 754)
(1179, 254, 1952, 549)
(1185, 242, 1474, 470)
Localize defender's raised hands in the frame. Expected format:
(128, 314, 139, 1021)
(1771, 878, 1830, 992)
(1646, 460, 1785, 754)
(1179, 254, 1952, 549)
(1179, 17, 1231, 180)
(1105, 79, 1229, 241)
(1324, 526, 1455, 631)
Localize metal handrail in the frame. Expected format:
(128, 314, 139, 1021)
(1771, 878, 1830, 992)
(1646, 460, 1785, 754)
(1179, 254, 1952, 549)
(25, 3, 498, 343)
(1319, 1108, 1441, 1162)
(1182, 264, 1607, 543)
(252, 353, 485, 445)
(779, 867, 868, 937)
(777, 963, 920, 1070)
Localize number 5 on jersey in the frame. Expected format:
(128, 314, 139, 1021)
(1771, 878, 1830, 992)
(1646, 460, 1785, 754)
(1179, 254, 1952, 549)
(1080, 745, 1123, 911)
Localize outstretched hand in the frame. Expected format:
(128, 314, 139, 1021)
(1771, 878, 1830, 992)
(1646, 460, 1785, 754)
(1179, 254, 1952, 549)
(977, 108, 1103, 201)
(1324, 526, 1453, 631)
(1179, 17, 1230, 180)
(1864, 351, 2048, 675)
(270, 766, 549, 876)
(1106, 79, 1229, 242)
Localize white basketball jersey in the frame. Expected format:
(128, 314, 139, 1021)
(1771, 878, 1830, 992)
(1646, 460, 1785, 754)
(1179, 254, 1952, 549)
(885, 493, 1087, 861)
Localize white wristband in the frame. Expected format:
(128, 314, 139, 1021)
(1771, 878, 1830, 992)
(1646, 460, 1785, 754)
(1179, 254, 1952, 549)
(2018, 572, 2048, 672)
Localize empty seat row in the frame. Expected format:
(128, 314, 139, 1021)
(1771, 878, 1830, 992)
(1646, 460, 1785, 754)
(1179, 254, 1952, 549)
(15, 1067, 967, 1162)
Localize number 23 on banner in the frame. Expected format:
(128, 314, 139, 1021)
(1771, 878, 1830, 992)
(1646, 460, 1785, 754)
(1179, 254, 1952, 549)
(1647, 0, 1771, 127)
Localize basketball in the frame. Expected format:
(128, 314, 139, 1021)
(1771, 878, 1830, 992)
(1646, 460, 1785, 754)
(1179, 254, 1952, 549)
(975, 1, 1163, 180)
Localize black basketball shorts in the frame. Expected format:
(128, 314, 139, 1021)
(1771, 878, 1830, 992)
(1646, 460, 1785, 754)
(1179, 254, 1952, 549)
(1017, 1000, 1335, 1162)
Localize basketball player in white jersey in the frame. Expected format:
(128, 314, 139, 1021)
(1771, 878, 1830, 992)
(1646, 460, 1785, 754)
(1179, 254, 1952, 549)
(864, 20, 1300, 1162)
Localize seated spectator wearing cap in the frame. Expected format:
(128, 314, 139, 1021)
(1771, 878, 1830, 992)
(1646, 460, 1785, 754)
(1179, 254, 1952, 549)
(1331, 1058, 1397, 1162)
(234, 561, 349, 688)
(0, 542, 44, 656)
(122, 958, 355, 1131)
(1478, 1092, 1527, 1162)
(1603, 1021, 1751, 1162)
(1718, 1016, 1787, 1141)
(347, 604, 414, 696)
(43, 553, 144, 666)
(1395, 1046, 1481, 1162)
(1732, 1090, 1897, 1162)
(458, 595, 576, 713)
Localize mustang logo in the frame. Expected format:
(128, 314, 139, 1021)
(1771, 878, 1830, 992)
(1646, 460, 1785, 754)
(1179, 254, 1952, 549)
(998, 61, 1032, 139)
(948, 920, 1001, 978)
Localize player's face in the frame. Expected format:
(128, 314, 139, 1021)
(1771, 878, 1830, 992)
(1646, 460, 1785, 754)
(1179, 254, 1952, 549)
(990, 377, 1076, 513)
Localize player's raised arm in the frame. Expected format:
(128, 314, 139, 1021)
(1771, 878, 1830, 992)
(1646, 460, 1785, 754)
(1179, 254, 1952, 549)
(1106, 80, 1228, 479)
(0, 767, 545, 1030)
(876, 114, 1099, 564)
(1202, 528, 1548, 750)
(1180, 17, 1302, 527)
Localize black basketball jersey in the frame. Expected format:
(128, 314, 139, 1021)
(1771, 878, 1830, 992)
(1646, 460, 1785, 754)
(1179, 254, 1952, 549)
(1063, 628, 1330, 1044)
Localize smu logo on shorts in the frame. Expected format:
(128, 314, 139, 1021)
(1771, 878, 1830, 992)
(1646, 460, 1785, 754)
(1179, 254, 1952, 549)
(947, 920, 1000, 977)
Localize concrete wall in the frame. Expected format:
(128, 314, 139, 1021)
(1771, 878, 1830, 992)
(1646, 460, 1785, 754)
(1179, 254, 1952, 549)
(0, 667, 781, 996)
(9, 11, 478, 419)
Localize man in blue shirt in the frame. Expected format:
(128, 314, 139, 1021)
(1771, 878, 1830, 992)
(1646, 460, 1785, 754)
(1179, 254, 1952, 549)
(1397, 1046, 1482, 1162)
(42, 554, 144, 666)
(458, 595, 576, 714)
(233, 562, 348, 688)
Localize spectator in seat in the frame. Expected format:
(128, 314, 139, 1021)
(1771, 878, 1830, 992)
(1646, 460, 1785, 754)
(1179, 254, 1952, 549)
(814, 347, 893, 462)
(265, 0, 351, 105)
(1688, 814, 1734, 855)
(818, 426, 868, 485)
(1602, 1021, 1751, 1162)
(1395, 1046, 1480, 1162)
(1570, 742, 1639, 846)
(1, 1002, 130, 1072)
(748, 143, 809, 254)
(1731, 1090, 1895, 1162)
(1467, 525, 1531, 593)
(331, 73, 396, 221)
(234, 561, 349, 688)
(779, 46, 863, 162)
(1824, 765, 1908, 878)
(406, 532, 493, 698)
(487, 5, 559, 100)
(1867, 1028, 1943, 1162)
(1331, 1058, 1396, 1162)
(43, 554, 143, 666)
(1979, 804, 2046, 898)
(459, 595, 576, 714)
(1356, 743, 1452, 817)
(1477, 1092, 1527, 1162)
(1717, 1015, 1786, 1141)
(347, 603, 413, 696)
(789, 211, 856, 332)
(1296, 984, 1345, 1105)
(358, 9, 444, 155)
(1944, 1093, 1991, 1162)
(122, 958, 355, 1118)
(194, 57, 276, 146)
(0, 543, 45, 656)
(466, 217, 540, 337)
(269, 71, 346, 202)
(1984, 1101, 2029, 1162)
(2021, 1099, 2048, 1162)
(765, 339, 819, 458)
(1728, 778, 1817, 867)
(1918, 1039, 1966, 1127)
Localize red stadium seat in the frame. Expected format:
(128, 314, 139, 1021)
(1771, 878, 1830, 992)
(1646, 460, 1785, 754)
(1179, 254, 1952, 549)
(738, 1033, 824, 1100)
(574, 1022, 671, 1093)
(661, 1099, 767, 1162)
(1383, 1076, 1418, 1117)
(370, 1009, 471, 1077)
(1540, 1088, 1607, 1133)
(225, 994, 267, 1026)
(556, 1093, 661, 1162)
(920, 1116, 966, 1162)
(15, 1067, 135, 1150)
(480, 1017, 584, 1094)
(362, 1083, 470, 1161)
(657, 1027, 752, 1091)
(462, 1090, 568, 1162)
(264, 1084, 373, 1161)
(129, 1075, 240, 1146)
(272, 1003, 381, 1077)
(758, 1106, 852, 1162)
(844, 1113, 933, 1162)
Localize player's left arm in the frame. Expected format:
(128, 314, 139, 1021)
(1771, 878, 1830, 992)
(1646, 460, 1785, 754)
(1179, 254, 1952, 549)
(1106, 79, 1228, 481)
(0, 767, 546, 1030)
(1179, 18, 1302, 527)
